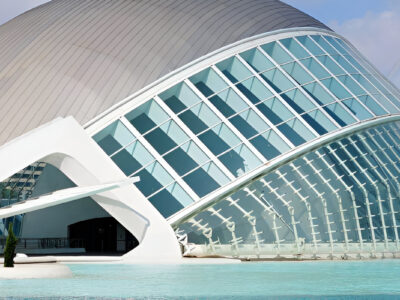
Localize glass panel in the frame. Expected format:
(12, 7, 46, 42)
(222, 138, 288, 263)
(134, 161, 174, 197)
(209, 88, 248, 118)
(159, 82, 201, 114)
(216, 56, 252, 83)
(324, 35, 348, 55)
(236, 76, 273, 104)
(219, 143, 261, 177)
(93, 120, 135, 155)
(278, 118, 316, 146)
(337, 75, 365, 96)
(281, 61, 313, 85)
(261, 68, 295, 93)
(256, 97, 294, 125)
(229, 108, 270, 138)
(311, 35, 337, 55)
(325, 102, 356, 126)
(321, 77, 351, 100)
(148, 183, 193, 218)
(357, 95, 386, 116)
(303, 82, 335, 105)
(300, 57, 330, 79)
(351, 74, 378, 94)
(331, 54, 358, 74)
(303, 109, 337, 135)
(239, 48, 274, 73)
(190, 68, 228, 97)
(144, 120, 189, 155)
(198, 123, 241, 155)
(317, 55, 345, 76)
(178, 102, 220, 134)
(261, 41, 292, 64)
(250, 129, 291, 159)
(183, 162, 229, 197)
(111, 140, 154, 176)
(164, 140, 209, 176)
(342, 98, 373, 120)
(296, 35, 324, 56)
(371, 93, 399, 114)
(281, 88, 316, 114)
(280, 38, 309, 59)
(126, 99, 169, 134)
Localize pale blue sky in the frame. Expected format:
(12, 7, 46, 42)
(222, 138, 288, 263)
(1, 0, 400, 86)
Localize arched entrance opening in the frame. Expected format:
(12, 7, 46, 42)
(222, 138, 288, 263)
(68, 217, 138, 254)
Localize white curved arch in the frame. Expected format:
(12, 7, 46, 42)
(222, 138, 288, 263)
(0, 116, 181, 261)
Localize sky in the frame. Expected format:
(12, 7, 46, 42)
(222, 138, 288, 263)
(0, 0, 400, 87)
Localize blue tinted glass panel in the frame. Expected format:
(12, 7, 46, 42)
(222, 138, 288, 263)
(190, 68, 228, 97)
(250, 129, 291, 160)
(216, 56, 252, 84)
(342, 98, 373, 120)
(280, 38, 309, 59)
(219, 143, 261, 177)
(256, 97, 294, 125)
(159, 82, 201, 114)
(296, 36, 324, 56)
(261, 41, 292, 64)
(94, 120, 135, 155)
(261, 68, 294, 93)
(282, 62, 313, 85)
(303, 82, 335, 105)
(240, 48, 274, 73)
(126, 99, 169, 134)
(236, 77, 273, 104)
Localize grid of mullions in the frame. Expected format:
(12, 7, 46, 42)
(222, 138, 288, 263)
(176, 121, 400, 257)
(93, 33, 400, 218)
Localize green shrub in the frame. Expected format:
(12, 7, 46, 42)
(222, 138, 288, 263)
(4, 223, 18, 268)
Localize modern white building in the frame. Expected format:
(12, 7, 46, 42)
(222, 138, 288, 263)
(0, 0, 400, 260)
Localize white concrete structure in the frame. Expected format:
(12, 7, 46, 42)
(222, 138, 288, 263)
(1, 0, 400, 261)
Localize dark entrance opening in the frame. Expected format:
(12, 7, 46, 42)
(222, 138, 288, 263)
(68, 217, 138, 254)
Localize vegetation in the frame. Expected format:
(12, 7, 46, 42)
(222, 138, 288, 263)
(4, 223, 18, 268)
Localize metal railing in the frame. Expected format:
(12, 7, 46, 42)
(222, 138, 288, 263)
(0, 238, 85, 250)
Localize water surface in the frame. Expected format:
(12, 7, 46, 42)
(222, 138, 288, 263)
(0, 260, 400, 299)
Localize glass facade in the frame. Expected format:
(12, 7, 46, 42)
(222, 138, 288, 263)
(93, 32, 400, 221)
(176, 121, 400, 257)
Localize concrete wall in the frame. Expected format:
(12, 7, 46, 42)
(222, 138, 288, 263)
(20, 164, 110, 239)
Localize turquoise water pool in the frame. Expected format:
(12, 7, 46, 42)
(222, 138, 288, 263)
(0, 260, 400, 298)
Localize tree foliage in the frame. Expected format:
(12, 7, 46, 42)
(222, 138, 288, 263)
(4, 223, 18, 268)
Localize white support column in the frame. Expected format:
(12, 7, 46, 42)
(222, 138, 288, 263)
(327, 144, 377, 254)
(288, 163, 336, 258)
(319, 149, 365, 252)
(208, 207, 241, 257)
(303, 156, 350, 254)
(184, 78, 267, 164)
(275, 169, 320, 256)
(358, 132, 400, 250)
(120, 117, 200, 202)
(242, 187, 288, 256)
(154, 95, 236, 181)
(226, 197, 263, 257)
(188, 217, 217, 254)
(346, 138, 389, 250)
(259, 178, 302, 255)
